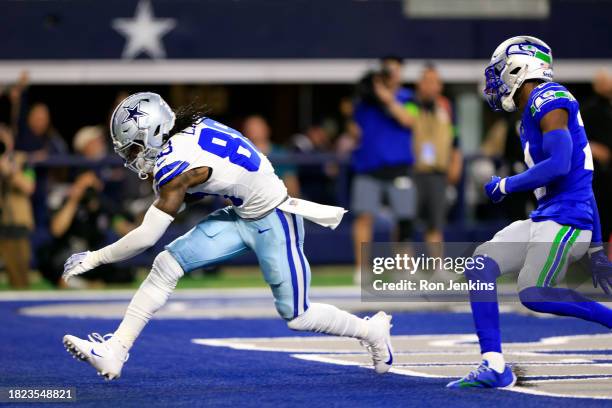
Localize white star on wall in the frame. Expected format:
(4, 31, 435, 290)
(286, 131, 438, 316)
(112, 0, 176, 59)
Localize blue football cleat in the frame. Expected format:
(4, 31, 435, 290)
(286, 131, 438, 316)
(446, 360, 516, 389)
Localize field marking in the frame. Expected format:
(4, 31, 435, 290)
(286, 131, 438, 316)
(193, 333, 612, 400)
(292, 353, 612, 400)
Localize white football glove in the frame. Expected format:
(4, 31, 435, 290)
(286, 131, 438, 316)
(62, 251, 99, 282)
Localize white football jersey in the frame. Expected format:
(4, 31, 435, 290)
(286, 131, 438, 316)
(152, 118, 287, 219)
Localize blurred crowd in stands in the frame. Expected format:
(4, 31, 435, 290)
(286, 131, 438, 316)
(0, 63, 610, 289)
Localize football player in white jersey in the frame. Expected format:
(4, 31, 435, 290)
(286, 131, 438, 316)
(61, 92, 393, 380)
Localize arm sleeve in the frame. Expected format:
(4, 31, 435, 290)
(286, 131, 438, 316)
(590, 194, 603, 245)
(90, 205, 174, 266)
(503, 128, 573, 194)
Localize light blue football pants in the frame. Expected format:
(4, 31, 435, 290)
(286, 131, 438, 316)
(166, 207, 311, 320)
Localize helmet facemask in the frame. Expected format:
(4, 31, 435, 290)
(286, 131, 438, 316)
(484, 58, 529, 113)
(115, 139, 160, 180)
(484, 61, 509, 112)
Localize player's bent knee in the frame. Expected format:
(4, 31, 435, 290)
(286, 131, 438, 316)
(517, 270, 537, 293)
(151, 250, 185, 287)
(473, 244, 504, 273)
(464, 255, 500, 282)
(519, 287, 540, 311)
(519, 286, 557, 312)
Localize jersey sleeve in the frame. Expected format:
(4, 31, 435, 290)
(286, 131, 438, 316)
(152, 136, 203, 192)
(529, 83, 577, 124)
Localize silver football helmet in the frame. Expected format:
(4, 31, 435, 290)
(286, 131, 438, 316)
(484, 36, 553, 112)
(110, 92, 176, 179)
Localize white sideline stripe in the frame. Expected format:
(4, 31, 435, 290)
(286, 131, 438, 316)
(523, 376, 612, 383)
(191, 336, 351, 353)
(393, 362, 606, 366)
(292, 353, 443, 378)
(0, 286, 360, 301)
(0, 59, 608, 84)
(501, 385, 612, 400)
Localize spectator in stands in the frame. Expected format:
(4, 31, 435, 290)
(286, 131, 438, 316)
(0, 125, 35, 288)
(409, 64, 462, 250)
(335, 96, 360, 158)
(291, 123, 336, 203)
(73, 124, 129, 203)
(242, 115, 300, 197)
(15, 99, 67, 160)
(583, 69, 612, 244)
(351, 56, 416, 281)
(37, 131, 135, 287)
(73, 125, 108, 160)
(10, 73, 68, 229)
(292, 123, 332, 153)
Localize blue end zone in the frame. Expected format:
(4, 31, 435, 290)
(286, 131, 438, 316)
(1, 299, 610, 408)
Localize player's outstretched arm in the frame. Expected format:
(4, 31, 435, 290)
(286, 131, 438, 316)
(62, 167, 211, 282)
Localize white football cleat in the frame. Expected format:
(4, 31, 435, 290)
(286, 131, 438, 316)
(361, 311, 394, 374)
(63, 333, 128, 380)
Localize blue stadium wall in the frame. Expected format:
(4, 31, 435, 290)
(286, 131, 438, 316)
(0, 0, 610, 60)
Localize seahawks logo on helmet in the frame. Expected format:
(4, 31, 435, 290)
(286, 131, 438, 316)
(506, 43, 552, 65)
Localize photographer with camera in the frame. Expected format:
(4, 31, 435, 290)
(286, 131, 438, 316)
(351, 56, 416, 282)
(37, 128, 135, 287)
(0, 125, 35, 288)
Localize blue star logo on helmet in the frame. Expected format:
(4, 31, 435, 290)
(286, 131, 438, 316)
(122, 101, 148, 125)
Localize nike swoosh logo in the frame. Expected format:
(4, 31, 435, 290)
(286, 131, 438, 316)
(385, 343, 393, 365)
(257, 228, 271, 234)
(91, 349, 103, 358)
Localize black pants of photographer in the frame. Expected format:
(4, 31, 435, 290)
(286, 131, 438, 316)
(0, 237, 30, 288)
(37, 241, 135, 286)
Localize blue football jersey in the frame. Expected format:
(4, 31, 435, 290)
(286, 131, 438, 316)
(520, 82, 595, 230)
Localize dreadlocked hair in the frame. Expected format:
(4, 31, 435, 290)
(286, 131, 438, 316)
(167, 101, 210, 139)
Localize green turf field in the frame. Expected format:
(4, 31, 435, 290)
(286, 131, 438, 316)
(0, 262, 593, 291)
(0, 265, 356, 291)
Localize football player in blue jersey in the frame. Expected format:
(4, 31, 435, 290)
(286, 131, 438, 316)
(447, 36, 612, 389)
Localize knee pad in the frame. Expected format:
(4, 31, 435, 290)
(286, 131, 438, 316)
(150, 250, 185, 288)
